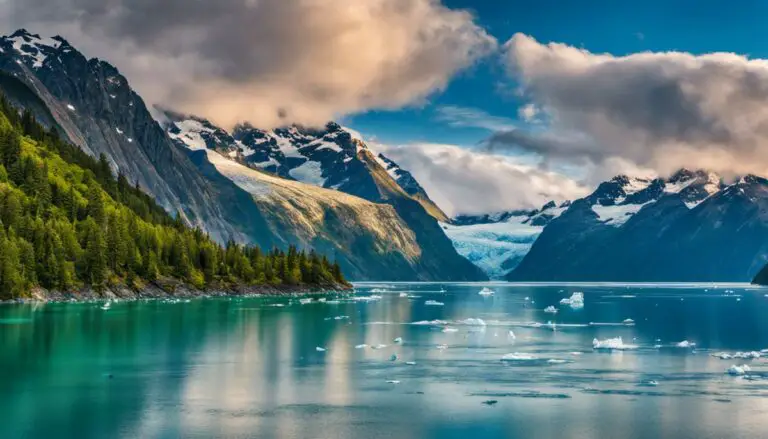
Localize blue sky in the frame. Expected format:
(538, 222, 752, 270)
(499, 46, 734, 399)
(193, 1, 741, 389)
(346, 0, 768, 147)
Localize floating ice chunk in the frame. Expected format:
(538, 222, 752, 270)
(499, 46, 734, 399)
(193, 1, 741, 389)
(370, 288, 388, 293)
(460, 318, 487, 326)
(269, 303, 285, 307)
(66, 104, 75, 111)
(316, 347, 326, 352)
(371, 344, 388, 350)
(334, 316, 349, 320)
(325, 300, 340, 304)
(712, 351, 761, 360)
(442, 327, 459, 333)
(559, 292, 584, 309)
(354, 295, 383, 302)
(623, 319, 635, 325)
(394, 337, 403, 344)
(436, 344, 448, 350)
(386, 380, 400, 384)
(524, 297, 530, 301)
(592, 337, 638, 351)
(642, 380, 659, 387)
(405, 361, 416, 366)
(479, 287, 495, 296)
(411, 319, 448, 326)
(570, 352, 582, 356)
(501, 353, 538, 362)
(544, 306, 558, 314)
(425, 300, 444, 306)
(389, 354, 398, 362)
(318, 298, 327, 303)
(355, 344, 368, 349)
(726, 364, 751, 376)
(676, 340, 696, 348)
(547, 359, 569, 364)
(508, 330, 516, 339)
(299, 298, 313, 305)
(399, 293, 408, 297)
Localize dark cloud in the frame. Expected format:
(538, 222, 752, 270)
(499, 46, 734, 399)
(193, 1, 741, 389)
(4, 0, 497, 128)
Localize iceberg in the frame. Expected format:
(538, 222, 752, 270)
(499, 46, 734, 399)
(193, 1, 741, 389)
(508, 330, 516, 339)
(425, 300, 445, 306)
(559, 292, 584, 309)
(544, 305, 558, 314)
(726, 364, 751, 376)
(623, 318, 635, 325)
(592, 337, 638, 351)
(479, 287, 495, 296)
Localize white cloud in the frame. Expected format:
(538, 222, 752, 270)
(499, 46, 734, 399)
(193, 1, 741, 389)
(4, 0, 497, 129)
(496, 33, 768, 179)
(517, 103, 540, 122)
(374, 142, 589, 216)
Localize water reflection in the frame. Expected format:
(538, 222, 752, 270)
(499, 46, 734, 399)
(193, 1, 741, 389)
(2, 283, 768, 438)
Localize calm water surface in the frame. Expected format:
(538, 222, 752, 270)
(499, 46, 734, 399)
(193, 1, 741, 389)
(2, 283, 768, 438)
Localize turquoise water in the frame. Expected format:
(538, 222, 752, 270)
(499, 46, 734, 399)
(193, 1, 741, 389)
(2, 283, 768, 438)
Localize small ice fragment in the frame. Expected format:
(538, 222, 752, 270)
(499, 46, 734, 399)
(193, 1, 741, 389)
(399, 293, 408, 297)
(524, 297, 530, 301)
(389, 354, 398, 362)
(316, 347, 326, 352)
(544, 305, 558, 314)
(436, 344, 448, 350)
(355, 344, 368, 349)
(559, 292, 584, 309)
(676, 340, 696, 348)
(644, 380, 659, 387)
(386, 380, 400, 384)
(592, 337, 637, 351)
(318, 298, 327, 303)
(460, 318, 487, 326)
(501, 353, 538, 361)
(479, 287, 494, 296)
(623, 319, 635, 325)
(425, 300, 444, 306)
(371, 344, 388, 350)
(394, 337, 403, 344)
(726, 364, 751, 376)
(66, 104, 75, 111)
(508, 330, 516, 339)
(299, 298, 312, 305)
(405, 361, 416, 366)
(547, 359, 568, 364)
(570, 352, 582, 356)
(442, 327, 458, 333)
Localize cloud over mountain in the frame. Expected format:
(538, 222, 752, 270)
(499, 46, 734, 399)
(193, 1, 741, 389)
(495, 33, 768, 178)
(4, 0, 496, 128)
(375, 142, 588, 216)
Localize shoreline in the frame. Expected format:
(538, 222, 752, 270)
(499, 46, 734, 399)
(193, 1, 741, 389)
(2, 281, 354, 304)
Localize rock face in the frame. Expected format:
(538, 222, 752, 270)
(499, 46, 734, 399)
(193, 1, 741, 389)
(162, 111, 449, 222)
(0, 29, 485, 281)
(508, 170, 768, 282)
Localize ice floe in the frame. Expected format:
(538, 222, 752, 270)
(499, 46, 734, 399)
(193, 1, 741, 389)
(675, 340, 696, 348)
(316, 347, 326, 352)
(460, 318, 487, 326)
(299, 298, 313, 305)
(726, 364, 751, 376)
(353, 295, 383, 302)
(501, 353, 538, 362)
(622, 319, 635, 325)
(712, 351, 761, 360)
(442, 327, 459, 333)
(436, 344, 448, 350)
(592, 337, 638, 351)
(559, 292, 584, 309)
(355, 344, 368, 349)
(406, 361, 416, 366)
(479, 287, 495, 296)
(425, 300, 445, 306)
(371, 344, 388, 350)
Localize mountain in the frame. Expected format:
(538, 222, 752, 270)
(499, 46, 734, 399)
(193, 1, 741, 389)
(162, 112, 481, 280)
(0, 29, 484, 281)
(162, 111, 449, 222)
(441, 201, 570, 278)
(507, 169, 768, 282)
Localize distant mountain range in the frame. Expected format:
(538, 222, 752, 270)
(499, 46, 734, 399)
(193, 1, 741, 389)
(0, 29, 485, 282)
(508, 170, 768, 282)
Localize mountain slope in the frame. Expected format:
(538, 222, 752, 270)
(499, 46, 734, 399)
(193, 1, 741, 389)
(163, 111, 449, 222)
(0, 29, 483, 281)
(507, 170, 768, 282)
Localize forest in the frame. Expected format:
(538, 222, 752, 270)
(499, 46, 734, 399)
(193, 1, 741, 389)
(0, 95, 346, 299)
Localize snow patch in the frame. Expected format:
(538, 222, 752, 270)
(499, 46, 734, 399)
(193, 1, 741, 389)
(592, 202, 651, 226)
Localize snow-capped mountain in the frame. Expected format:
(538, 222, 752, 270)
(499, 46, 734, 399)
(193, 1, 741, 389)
(162, 111, 449, 222)
(0, 29, 485, 281)
(442, 201, 570, 278)
(508, 169, 768, 282)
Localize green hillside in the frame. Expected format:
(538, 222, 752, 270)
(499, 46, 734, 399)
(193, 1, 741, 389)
(0, 95, 346, 299)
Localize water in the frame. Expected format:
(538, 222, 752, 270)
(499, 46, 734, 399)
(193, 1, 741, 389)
(2, 283, 768, 439)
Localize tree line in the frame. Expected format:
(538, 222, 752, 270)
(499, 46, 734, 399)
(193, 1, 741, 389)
(0, 95, 346, 299)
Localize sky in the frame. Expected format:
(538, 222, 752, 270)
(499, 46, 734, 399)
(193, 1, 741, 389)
(4, 0, 768, 215)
